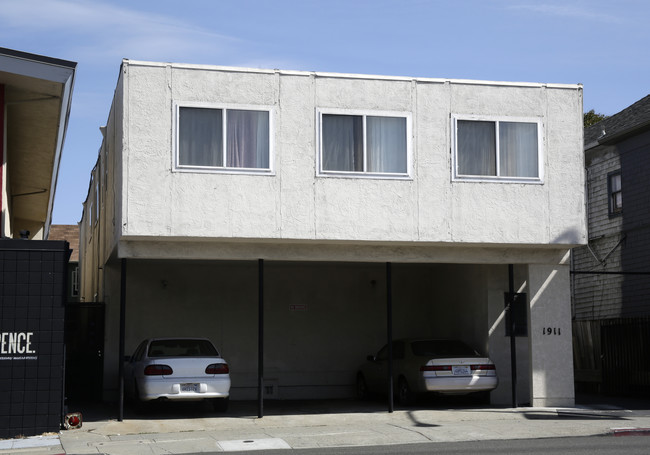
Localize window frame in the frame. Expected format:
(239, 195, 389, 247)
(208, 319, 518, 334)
(451, 114, 544, 184)
(607, 170, 622, 216)
(317, 108, 412, 179)
(173, 101, 275, 175)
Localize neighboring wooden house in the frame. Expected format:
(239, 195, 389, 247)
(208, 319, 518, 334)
(0, 48, 76, 239)
(572, 95, 650, 395)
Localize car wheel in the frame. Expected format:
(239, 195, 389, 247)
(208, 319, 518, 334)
(356, 373, 368, 400)
(213, 397, 229, 412)
(397, 377, 413, 406)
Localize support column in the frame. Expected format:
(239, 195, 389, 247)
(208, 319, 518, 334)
(386, 262, 393, 413)
(528, 263, 575, 407)
(118, 258, 126, 421)
(487, 265, 529, 406)
(257, 259, 264, 418)
(507, 264, 517, 408)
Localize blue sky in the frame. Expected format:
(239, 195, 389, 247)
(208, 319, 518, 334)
(1, 0, 648, 224)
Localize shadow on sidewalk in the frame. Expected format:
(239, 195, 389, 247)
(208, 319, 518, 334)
(575, 391, 650, 410)
(65, 394, 492, 423)
(65, 398, 395, 423)
(522, 410, 628, 421)
(64, 392, 650, 424)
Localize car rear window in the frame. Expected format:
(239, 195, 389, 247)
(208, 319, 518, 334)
(148, 339, 219, 357)
(410, 340, 478, 357)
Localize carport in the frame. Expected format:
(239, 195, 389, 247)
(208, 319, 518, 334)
(113, 258, 529, 421)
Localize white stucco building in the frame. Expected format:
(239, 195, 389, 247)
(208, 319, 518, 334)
(81, 59, 586, 408)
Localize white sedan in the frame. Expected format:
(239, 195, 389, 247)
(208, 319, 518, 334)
(357, 339, 498, 405)
(125, 338, 231, 411)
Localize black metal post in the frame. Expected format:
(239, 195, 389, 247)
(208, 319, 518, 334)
(118, 258, 127, 421)
(386, 262, 394, 413)
(61, 345, 66, 428)
(258, 258, 264, 419)
(508, 264, 517, 408)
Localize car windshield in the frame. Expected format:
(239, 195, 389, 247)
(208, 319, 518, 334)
(410, 340, 478, 357)
(148, 339, 219, 357)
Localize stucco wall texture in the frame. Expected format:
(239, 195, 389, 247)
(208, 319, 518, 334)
(117, 61, 586, 248)
(83, 61, 586, 407)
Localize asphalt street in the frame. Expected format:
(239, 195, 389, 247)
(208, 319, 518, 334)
(180, 435, 650, 455)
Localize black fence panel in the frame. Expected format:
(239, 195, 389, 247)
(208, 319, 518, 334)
(0, 239, 69, 439)
(601, 317, 650, 395)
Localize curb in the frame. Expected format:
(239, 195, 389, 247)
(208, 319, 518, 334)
(612, 428, 650, 437)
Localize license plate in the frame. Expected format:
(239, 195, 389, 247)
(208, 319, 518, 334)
(452, 365, 471, 376)
(180, 383, 199, 393)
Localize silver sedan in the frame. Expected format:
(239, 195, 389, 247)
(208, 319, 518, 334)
(357, 339, 498, 405)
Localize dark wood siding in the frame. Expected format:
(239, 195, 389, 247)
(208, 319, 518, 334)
(573, 129, 650, 320)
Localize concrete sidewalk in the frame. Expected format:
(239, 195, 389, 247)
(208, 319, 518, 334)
(3, 398, 650, 454)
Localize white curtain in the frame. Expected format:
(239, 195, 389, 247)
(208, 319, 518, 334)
(179, 107, 222, 166)
(499, 122, 538, 177)
(322, 114, 363, 171)
(457, 120, 496, 176)
(227, 110, 270, 169)
(322, 114, 406, 173)
(367, 116, 407, 173)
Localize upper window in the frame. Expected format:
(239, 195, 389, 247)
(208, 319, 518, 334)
(318, 110, 410, 177)
(452, 115, 543, 182)
(176, 104, 272, 172)
(608, 171, 622, 215)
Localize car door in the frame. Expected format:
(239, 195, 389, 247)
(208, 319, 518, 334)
(366, 341, 407, 394)
(365, 344, 394, 393)
(124, 340, 147, 395)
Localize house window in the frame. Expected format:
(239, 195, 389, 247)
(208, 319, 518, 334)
(71, 266, 79, 297)
(176, 105, 271, 172)
(453, 116, 542, 181)
(318, 110, 410, 176)
(608, 171, 622, 215)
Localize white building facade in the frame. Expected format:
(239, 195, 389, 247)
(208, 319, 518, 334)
(81, 60, 585, 407)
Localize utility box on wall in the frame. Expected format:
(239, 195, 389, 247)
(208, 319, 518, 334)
(0, 239, 69, 439)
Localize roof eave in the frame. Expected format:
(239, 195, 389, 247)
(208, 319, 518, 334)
(44, 66, 76, 239)
(0, 47, 77, 238)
